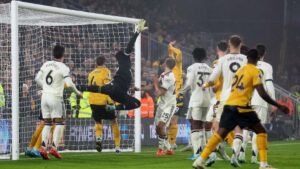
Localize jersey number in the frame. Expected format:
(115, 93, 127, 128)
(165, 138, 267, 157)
(197, 72, 210, 87)
(231, 75, 244, 91)
(46, 70, 53, 85)
(229, 62, 241, 73)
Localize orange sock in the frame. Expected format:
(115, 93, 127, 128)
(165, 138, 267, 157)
(95, 123, 103, 139)
(112, 122, 120, 147)
(225, 131, 234, 147)
(28, 123, 44, 149)
(257, 133, 268, 163)
(200, 133, 222, 159)
(168, 124, 178, 145)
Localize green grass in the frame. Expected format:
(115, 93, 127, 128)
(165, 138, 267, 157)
(1, 141, 300, 169)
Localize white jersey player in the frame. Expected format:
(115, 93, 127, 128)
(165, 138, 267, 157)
(202, 36, 247, 166)
(181, 48, 212, 158)
(153, 58, 177, 156)
(35, 45, 81, 160)
(250, 45, 275, 164)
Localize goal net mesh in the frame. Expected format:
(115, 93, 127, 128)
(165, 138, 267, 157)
(0, 3, 137, 155)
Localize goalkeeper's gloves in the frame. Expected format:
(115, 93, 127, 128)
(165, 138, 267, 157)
(176, 93, 184, 107)
(136, 19, 148, 33)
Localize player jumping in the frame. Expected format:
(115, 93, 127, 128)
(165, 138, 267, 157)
(77, 19, 148, 111)
(35, 45, 82, 160)
(192, 49, 289, 169)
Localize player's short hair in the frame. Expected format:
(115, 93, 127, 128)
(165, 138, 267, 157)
(217, 41, 228, 52)
(96, 56, 105, 66)
(229, 35, 242, 48)
(256, 44, 266, 58)
(240, 45, 249, 55)
(247, 49, 259, 61)
(53, 45, 65, 59)
(192, 47, 206, 62)
(165, 58, 176, 70)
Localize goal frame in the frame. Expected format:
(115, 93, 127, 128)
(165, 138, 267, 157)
(10, 0, 142, 160)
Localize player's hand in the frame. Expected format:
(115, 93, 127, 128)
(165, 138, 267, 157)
(176, 93, 184, 107)
(278, 104, 290, 114)
(169, 41, 176, 46)
(136, 19, 148, 33)
(202, 83, 209, 90)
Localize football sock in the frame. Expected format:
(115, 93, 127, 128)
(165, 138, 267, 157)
(232, 133, 243, 158)
(200, 133, 222, 159)
(225, 131, 234, 147)
(95, 123, 103, 140)
(52, 123, 64, 149)
(252, 133, 258, 158)
(168, 124, 178, 145)
(28, 122, 44, 149)
(33, 132, 42, 149)
(112, 122, 121, 147)
(41, 123, 51, 148)
(240, 130, 249, 156)
(158, 135, 168, 150)
(205, 130, 213, 143)
(191, 130, 200, 155)
(257, 133, 268, 166)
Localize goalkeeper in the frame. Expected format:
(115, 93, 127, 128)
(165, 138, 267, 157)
(77, 20, 148, 111)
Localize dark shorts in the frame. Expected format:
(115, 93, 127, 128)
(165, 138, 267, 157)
(173, 105, 185, 117)
(90, 105, 116, 122)
(219, 105, 260, 131)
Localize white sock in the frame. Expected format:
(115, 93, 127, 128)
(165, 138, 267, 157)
(199, 130, 205, 152)
(205, 130, 212, 144)
(252, 133, 258, 158)
(41, 124, 51, 148)
(232, 133, 243, 158)
(241, 130, 249, 154)
(260, 162, 268, 167)
(191, 130, 200, 155)
(52, 124, 64, 149)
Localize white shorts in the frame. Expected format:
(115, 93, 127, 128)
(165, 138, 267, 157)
(186, 107, 208, 121)
(215, 101, 224, 122)
(154, 104, 177, 126)
(41, 94, 66, 119)
(253, 105, 269, 124)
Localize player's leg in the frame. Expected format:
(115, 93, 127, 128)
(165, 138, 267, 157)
(239, 129, 250, 163)
(193, 105, 238, 168)
(168, 115, 178, 150)
(91, 105, 104, 152)
(110, 119, 121, 153)
(231, 126, 243, 165)
(25, 120, 44, 157)
(50, 118, 64, 159)
(114, 93, 141, 110)
(39, 98, 52, 160)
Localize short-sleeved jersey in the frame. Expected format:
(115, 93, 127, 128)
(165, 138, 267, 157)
(251, 61, 275, 108)
(168, 45, 183, 95)
(209, 53, 247, 102)
(186, 63, 212, 108)
(226, 64, 263, 113)
(39, 61, 70, 97)
(158, 71, 177, 108)
(88, 66, 113, 105)
(212, 59, 223, 101)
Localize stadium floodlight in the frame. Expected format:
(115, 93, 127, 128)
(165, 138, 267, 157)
(0, 1, 142, 160)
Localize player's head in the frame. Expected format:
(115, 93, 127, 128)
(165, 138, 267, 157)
(165, 58, 176, 70)
(228, 35, 242, 50)
(53, 45, 65, 60)
(256, 44, 266, 60)
(240, 45, 249, 55)
(192, 47, 206, 63)
(217, 40, 228, 57)
(247, 49, 260, 64)
(96, 56, 106, 66)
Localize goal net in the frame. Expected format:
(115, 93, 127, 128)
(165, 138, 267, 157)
(0, 1, 142, 160)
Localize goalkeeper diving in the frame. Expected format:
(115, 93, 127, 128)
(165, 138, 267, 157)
(77, 19, 148, 111)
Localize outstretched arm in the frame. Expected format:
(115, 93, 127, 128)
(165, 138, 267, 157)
(125, 19, 148, 55)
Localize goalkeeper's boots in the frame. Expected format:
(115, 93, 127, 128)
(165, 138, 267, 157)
(238, 151, 246, 163)
(115, 146, 121, 154)
(251, 155, 259, 164)
(31, 148, 41, 157)
(39, 148, 50, 160)
(156, 148, 166, 157)
(96, 137, 103, 152)
(50, 149, 62, 159)
(205, 152, 217, 167)
(25, 147, 33, 157)
(259, 166, 277, 169)
(165, 149, 175, 155)
(230, 155, 241, 167)
(192, 160, 206, 169)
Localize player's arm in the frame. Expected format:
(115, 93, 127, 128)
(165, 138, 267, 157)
(35, 70, 43, 88)
(202, 60, 222, 89)
(153, 76, 167, 96)
(265, 65, 275, 100)
(124, 19, 148, 55)
(168, 41, 182, 63)
(180, 68, 192, 94)
(63, 68, 82, 97)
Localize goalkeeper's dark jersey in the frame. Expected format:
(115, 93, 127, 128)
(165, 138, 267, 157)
(113, 51, 132, 92)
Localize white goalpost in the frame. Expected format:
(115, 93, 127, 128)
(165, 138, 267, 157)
(0, 1, 142, 160)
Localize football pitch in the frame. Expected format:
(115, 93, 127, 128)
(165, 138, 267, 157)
(1, 141, 300, 169)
